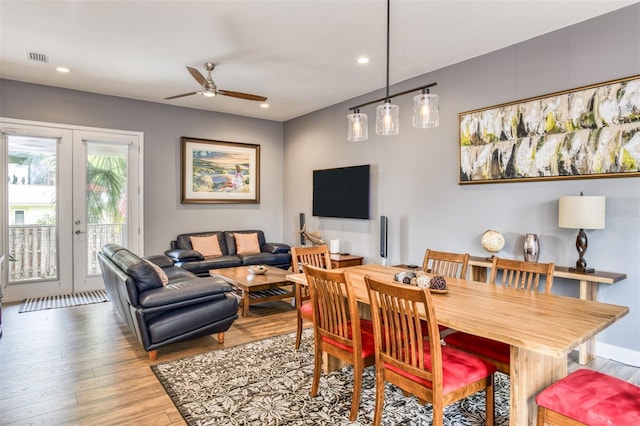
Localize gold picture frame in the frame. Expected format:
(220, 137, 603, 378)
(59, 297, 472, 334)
(181, 137, 260, 204)
(459, 75, 640, 184)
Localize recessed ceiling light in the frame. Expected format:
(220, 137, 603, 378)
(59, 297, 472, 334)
(56, 66, 70, 73)
(260, 103, 269, 108)
(356, 57, 370, 65)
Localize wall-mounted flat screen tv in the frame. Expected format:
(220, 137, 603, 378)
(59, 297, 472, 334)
(313, 164, 370, 219)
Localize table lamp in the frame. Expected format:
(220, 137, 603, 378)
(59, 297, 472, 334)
(558, 193, 606, 273)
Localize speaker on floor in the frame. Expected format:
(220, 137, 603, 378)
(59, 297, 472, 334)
(380, 215, 388, 258)
(299, 212, 305, 245)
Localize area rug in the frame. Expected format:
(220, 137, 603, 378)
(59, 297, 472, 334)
(18, 289, 109, 313)
(151, 330, 510, 425)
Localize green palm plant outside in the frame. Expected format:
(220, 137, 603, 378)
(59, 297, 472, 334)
(86, 155, 127, 225)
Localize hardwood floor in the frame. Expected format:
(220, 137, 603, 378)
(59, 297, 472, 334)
(0, 299, 638, 425)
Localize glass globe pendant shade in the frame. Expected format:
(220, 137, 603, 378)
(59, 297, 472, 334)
(376, 102, 399, 135)
(347, 111, 368, 141)
(413, 93, 439, 128)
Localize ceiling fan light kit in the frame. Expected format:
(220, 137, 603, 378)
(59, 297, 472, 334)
(166, 62, 267, 102)
(347, 0, 439, 141)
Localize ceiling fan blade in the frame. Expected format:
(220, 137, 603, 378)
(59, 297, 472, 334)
(218, 90, 267, 102)
(165, 92, 198, 100)
(186, 66, 208, 87)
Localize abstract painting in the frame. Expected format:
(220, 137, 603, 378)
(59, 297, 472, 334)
(459, 75, 640, 184)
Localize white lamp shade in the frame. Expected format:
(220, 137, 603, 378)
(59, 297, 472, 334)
(376, 102, 399, 135)
(558, 196, 606, 229)
(413, 93, 439, 128)
(347, 112, 368, 141)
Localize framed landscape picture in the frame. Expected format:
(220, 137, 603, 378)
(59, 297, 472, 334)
(181, 137, 260, 203)
(459, 75, 640, 184)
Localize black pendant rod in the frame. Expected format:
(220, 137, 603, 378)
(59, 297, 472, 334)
(348, 82, 437, 112)
(385, 0, 390, 102)
(348, 0, 437, 112)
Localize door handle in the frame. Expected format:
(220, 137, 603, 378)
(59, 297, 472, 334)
(75, 229, 86, 234)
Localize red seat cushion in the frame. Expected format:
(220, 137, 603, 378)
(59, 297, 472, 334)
(299, 301, 313, 319)
(321, 319, 376, 358)
(444, 332, 510, 365)
(385, 344, 496, 394)
(536, 369, 640, 425)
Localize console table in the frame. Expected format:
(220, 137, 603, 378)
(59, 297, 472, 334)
(468, 255, 627, 365)
(330, 253, 363, 269)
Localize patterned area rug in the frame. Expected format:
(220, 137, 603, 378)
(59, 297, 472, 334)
(18, 290, 109, 313)
(151, 330, 510, 425)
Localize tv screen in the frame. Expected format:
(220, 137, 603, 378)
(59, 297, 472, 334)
(313, 164, 370, 219)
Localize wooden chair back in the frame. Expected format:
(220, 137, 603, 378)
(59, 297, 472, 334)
(291, 245, 332, 273)
(304, 264, 360, 352)
(365, 276, 443, 398)
(489, 257, 555, 293)
(422, 249, 469, 279)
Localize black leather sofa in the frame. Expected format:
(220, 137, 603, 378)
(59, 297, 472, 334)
(165, 230, 291, 277)
(98, 243, 238, 360)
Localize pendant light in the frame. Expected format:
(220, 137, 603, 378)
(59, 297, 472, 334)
(347, 109, 368, 141)
(375, 0, 399, 136)
(346, 0, 439, 141)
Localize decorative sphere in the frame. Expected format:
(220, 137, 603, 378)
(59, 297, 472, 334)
(429, 276, 447, 290)
(481, 230, 505, 254)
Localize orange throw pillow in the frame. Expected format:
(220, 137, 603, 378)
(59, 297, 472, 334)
(235, 232, 261, 255)
(190, 235, 223, 258)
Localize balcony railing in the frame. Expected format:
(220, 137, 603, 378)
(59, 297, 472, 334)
(7, 224, 124, 282)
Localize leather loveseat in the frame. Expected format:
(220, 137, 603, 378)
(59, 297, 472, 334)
(165, 230, 291, 277)
(98, 243, 238, 360)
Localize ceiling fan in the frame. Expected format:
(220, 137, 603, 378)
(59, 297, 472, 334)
(165, 62, 267, 102)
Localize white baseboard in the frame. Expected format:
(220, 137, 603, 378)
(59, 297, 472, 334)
(596, 342, 640, 367)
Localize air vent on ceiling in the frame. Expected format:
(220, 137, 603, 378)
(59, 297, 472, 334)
(27, 52, 49, 63)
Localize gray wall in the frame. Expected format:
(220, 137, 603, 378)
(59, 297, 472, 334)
(0, 80, 285, 254)
(283, 4, 640, 361)
(0, 4, 638, 362)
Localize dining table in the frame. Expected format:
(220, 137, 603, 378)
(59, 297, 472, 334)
(286, 263, 629, 426)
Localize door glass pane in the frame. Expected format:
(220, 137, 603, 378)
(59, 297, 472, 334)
(86, 142, 128, 275)
(7, 136, 58, 283)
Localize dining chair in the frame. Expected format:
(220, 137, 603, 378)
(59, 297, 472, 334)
(536, 368, 640, 425)
(290, 245, 332, 349)
(364, 275, 495, 426)
(422, 249, 469, 279)
(444, 257, 555, 374)
(421, 249, 469, 336)
(303, 264, 375, 421)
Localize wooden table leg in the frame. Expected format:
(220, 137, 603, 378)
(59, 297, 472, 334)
(242, 290, 249, 317)
(509, 346, 567, 425)
(578, 279, 597, 365)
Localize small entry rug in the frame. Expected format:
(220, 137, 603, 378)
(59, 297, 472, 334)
(19, 290, 109, 313)
(151, 330, 510, 425)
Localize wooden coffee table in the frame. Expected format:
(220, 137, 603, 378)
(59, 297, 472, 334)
(211, 265, 294, 317)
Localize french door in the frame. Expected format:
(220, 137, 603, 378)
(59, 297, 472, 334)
(1, 119, 143, 302)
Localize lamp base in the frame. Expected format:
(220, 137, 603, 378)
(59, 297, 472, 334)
(569, 267, 595, 274)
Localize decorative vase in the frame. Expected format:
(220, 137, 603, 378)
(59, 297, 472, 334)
(523, 233, 540, 262)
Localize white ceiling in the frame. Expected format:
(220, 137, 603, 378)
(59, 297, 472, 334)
(1, 0, 636, 122)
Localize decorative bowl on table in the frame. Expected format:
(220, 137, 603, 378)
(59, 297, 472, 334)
(393, 270, 448, 293)
(247, 265, 267, 275)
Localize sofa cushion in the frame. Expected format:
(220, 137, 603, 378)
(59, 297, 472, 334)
(177, 255, 242, 275)
(144, 259, 169, 285)
(225, 230, 266, 255)
(111, 249, 163, 292)
(176, 231, 228, 254)
(234, 232, 261, 255)
(240, 252, 283, 266)
(190, 235, 223, 257)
